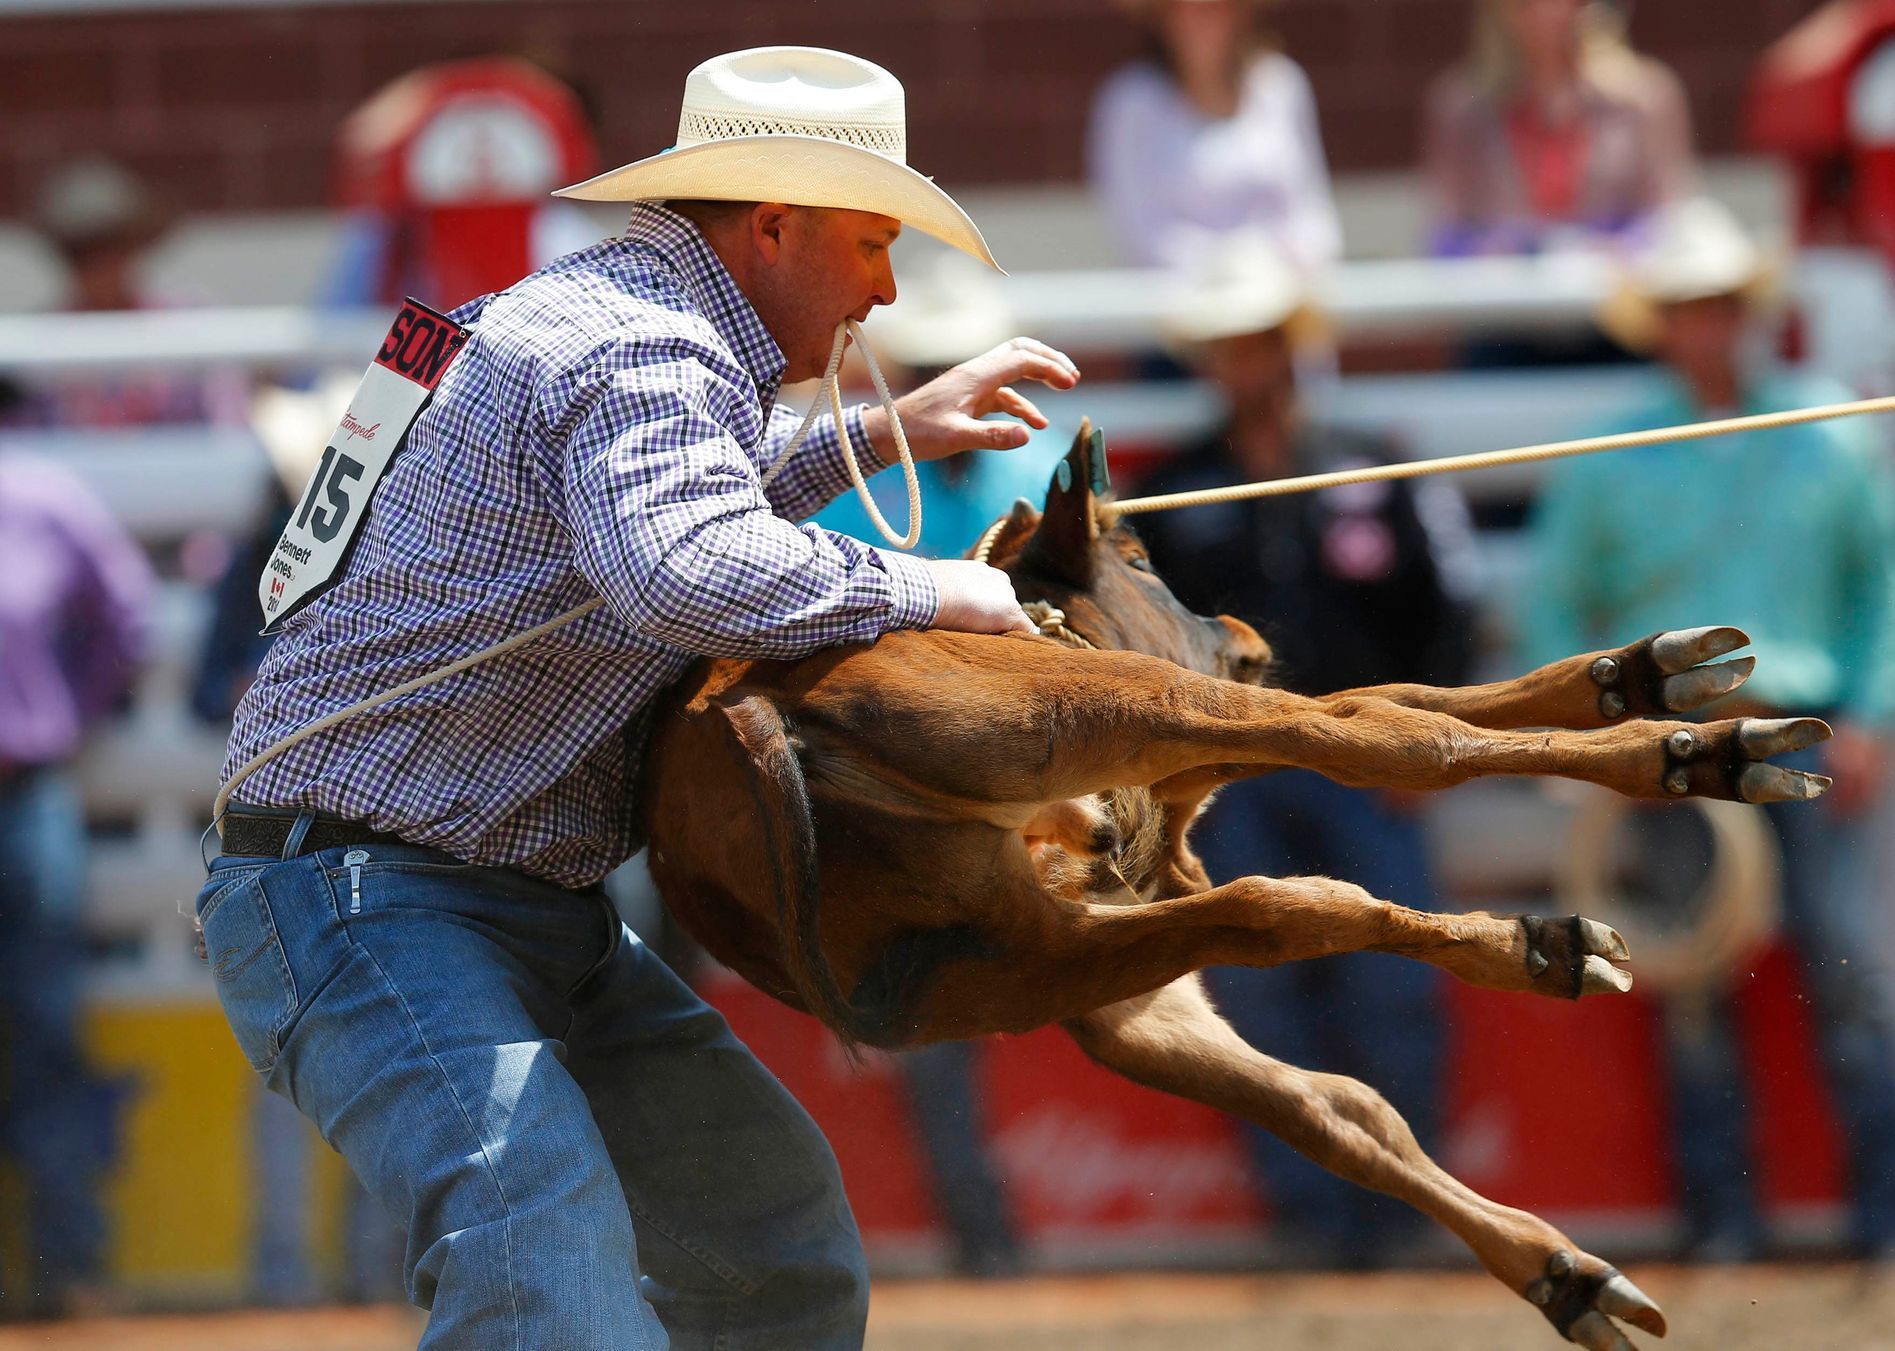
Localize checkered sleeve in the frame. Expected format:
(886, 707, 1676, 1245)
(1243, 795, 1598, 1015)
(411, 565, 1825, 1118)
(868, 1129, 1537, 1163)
(547, 344, 937, 658)
(759, 398, 889, 522)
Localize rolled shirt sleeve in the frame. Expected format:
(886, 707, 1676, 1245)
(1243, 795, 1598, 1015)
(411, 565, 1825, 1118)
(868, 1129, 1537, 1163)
(545, 342, 936, 659)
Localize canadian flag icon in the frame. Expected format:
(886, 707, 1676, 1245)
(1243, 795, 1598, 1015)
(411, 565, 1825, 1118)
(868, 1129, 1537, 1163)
(271, 576, 285, 598)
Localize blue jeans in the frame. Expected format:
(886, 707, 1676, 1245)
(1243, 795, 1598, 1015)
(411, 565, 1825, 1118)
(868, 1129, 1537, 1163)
(0, 767, 124, 1309)
(1644, 745, 1895, 1255)
(1192, 770, 1446, 1263)
(195, 827, 869, 1349)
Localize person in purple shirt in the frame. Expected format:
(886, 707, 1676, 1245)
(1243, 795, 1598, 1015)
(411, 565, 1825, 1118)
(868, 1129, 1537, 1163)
(0, 450, 153, 1317)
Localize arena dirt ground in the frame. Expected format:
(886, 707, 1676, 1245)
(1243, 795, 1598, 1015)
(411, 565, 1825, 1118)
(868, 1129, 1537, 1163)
(0, 1264, 1889, 1350)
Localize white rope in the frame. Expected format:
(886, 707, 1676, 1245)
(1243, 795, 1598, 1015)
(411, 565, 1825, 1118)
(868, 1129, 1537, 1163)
(971, 513, 1010, 564)
(1106, 393, 1895, 518)
(211, 596, 604, 827)
(762, 319, 922, 549)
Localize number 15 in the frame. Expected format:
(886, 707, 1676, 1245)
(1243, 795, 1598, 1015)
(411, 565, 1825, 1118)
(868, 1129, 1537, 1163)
(295, 444, 366, 545)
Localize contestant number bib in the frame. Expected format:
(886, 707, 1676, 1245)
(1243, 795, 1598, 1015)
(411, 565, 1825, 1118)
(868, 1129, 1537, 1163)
(259, 299, 468, 632)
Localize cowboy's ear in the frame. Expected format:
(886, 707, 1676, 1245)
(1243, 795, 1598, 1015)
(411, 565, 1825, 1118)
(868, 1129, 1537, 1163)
(750, 202, 796, 264)
(1021, 419, 1104, 586)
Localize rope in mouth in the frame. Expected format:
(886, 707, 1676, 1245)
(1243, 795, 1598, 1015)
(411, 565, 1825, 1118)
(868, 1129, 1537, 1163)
(762, 319, 922, 549)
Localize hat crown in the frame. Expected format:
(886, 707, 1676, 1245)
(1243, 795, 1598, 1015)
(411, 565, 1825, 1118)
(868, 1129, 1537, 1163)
(1162, 229, 1312, 342)
(676, 47, 907, 164)
(1635, 197, 1764, 302)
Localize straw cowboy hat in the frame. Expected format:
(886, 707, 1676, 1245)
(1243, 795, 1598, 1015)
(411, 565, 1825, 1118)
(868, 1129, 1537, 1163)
(1158, 229, 1327, 349)
(1556, 789, 1780, 995)
(555, 46, 998, 270)
(1598, 196, 1786, 352)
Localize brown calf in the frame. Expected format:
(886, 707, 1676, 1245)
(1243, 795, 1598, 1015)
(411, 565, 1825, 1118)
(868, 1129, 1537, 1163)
(643, 423, 1828, 1351)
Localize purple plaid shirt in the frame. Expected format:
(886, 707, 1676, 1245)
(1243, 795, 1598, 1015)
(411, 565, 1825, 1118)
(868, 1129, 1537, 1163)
(221, 204, 939, 886)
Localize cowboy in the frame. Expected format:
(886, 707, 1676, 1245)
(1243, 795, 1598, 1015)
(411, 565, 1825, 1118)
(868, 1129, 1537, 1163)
(196, 47, 1078, 1348)
(1132, 232, 1478, 1268)
(1521, 196, 1895, 1262)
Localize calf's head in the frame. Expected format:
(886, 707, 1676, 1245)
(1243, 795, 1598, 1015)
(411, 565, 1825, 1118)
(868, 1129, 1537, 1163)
(982, 421, 1272, 686)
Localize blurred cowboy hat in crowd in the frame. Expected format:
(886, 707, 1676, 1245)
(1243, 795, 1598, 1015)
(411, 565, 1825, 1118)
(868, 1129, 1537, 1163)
(1599, 196, 1786, 351)
(33, 157, 172, 254)
(555, 46, 998, 269)
(250, 373, 359, 500)
(1158, 229, 1328, 349)
(865, 254, 1015, 371)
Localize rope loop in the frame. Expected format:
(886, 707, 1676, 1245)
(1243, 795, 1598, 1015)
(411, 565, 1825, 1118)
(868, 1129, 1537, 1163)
(762, 319, 922, 549)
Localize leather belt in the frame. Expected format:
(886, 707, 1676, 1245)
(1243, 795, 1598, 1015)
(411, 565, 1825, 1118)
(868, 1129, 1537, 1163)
(220, 810, 411, 859)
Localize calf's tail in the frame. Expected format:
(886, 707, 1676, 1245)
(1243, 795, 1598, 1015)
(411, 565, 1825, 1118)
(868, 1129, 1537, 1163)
(716, 694, 865, 1048)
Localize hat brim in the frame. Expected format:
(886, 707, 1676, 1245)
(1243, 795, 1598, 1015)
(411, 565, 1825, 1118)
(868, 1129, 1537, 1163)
(1597, 255, 1786, 354)
(553, 135, 999, 271)
(1161, 296, 1328, 351)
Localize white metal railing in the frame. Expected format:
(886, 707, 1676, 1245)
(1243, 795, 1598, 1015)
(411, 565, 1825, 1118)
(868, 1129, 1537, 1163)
(0, 254, 1619, 375)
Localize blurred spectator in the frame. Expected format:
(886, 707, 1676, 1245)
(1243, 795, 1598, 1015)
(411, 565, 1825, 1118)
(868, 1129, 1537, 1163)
(811, 274, 1068, 1278)
(1519, 197, 1895, 1261)
(189, 378, 351, 725)
(4, 158, 247, 431)
(1424, 0, 1694, 259)
(1088, 0, 1341, 271)
(35, 156, 169, 314)
(0, 449, 153, 1316)
(321, 57, 600, 312)
(1134, 235, 1478, 1268)
(820, 260, 1074, 556)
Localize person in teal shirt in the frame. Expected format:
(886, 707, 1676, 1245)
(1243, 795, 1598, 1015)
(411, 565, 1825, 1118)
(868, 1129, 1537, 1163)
(1519, 198, 1895, 1261)
(814, 413, 1072, 560)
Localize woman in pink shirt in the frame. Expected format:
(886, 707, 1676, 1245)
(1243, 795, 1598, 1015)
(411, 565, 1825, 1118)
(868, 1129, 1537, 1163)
(1425, 0, 1695, 257)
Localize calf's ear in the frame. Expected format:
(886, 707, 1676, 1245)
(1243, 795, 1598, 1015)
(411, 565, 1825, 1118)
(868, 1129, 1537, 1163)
(975, 496, 1041, 565)
(1021, 419, 1105, 586)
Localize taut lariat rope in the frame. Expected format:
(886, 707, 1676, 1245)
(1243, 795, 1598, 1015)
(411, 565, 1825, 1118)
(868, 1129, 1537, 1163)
(1104, 393, 1895, 520)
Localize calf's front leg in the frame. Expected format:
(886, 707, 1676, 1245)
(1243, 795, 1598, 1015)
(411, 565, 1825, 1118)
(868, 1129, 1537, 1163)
(1324, 625, 1756, 731)
(818, 637, 1827, 813)
(1064, 977, 1669, 1351)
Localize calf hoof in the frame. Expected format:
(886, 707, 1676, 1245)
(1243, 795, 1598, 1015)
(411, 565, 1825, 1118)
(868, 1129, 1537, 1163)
(1520, 914, 1632, 999)
(1524, 1248, 1667, 1349)
(1660, 718, 1832, 803)
(1592, 627, 1753, 721)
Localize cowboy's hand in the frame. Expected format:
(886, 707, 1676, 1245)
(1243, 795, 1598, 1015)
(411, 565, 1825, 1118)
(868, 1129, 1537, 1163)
(864, 338, 1080, 462)
(925, 559, 1035, 634)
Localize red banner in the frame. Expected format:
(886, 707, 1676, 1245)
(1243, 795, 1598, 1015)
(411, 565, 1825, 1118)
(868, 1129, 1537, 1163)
(702, 939, 1844, 1255)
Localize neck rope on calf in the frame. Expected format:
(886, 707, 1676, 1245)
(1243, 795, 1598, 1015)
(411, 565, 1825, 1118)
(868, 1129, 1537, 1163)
(971, 513, 1094, 650)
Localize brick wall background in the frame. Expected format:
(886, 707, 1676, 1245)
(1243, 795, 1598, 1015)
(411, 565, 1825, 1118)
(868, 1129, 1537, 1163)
(0, 0, 1829, 220)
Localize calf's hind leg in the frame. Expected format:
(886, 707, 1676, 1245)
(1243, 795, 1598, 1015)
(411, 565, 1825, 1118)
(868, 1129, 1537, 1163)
(1064, 977, 1668, 1350)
